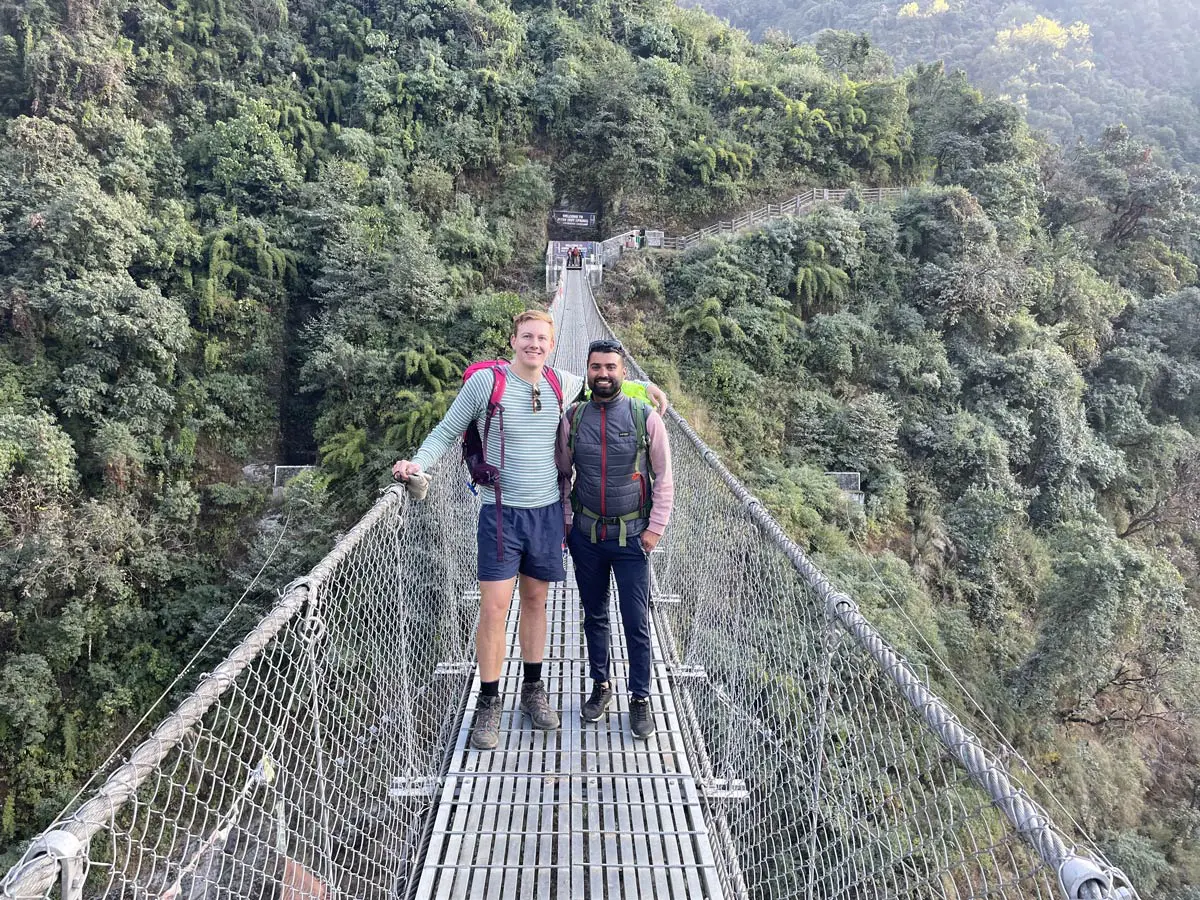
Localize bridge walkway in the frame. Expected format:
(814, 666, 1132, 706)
(415, 562, 725, 899)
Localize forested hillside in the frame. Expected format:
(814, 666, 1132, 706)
(2, 0, 1199, 892)
(684, 0, 1200, 168)
(598, 97, 1200, 890)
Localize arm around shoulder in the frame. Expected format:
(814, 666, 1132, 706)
(646, 410, 674, 533)
(620, 379, 668, 414)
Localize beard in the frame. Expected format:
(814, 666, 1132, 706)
(589, 376, 622, 399)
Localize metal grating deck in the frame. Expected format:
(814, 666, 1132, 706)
(415, 568, 726, 899)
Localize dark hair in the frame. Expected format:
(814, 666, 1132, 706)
(587, 338, 624, 357)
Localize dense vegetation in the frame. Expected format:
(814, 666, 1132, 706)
(599, 97, 1200, 891)
(1, 0, 1199, 893)
(684, 0, 1200, 168)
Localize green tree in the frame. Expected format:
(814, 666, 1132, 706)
(1021, 521, 1188, 723)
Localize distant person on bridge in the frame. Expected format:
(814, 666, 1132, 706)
(557, 338, 674, 739)
(392, 310, 668, 751)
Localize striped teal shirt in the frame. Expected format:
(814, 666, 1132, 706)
(412, 366, 586, 507)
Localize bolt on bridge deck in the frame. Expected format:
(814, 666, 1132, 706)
(415, 565, 726, 899)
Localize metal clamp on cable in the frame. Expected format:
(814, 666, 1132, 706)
(11, 831, 86, 900)
(283, 576, 324, 631)
(402, 471, 431, 501)
(1058, 856, 1135, 899)
(282, 576, 315, 600)
(826, 591, 859, 621)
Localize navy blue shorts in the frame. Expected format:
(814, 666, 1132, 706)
(477, 503, 567, 583)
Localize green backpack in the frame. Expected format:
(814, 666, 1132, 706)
(584, 380, 651, 404)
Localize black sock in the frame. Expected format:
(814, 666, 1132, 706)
(523, 661, 542, 684)
(480, 679, 500, 698)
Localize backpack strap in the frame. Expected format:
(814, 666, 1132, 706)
(489, 365, 509, 408)
(573, 506, 650, 546)
(482, 365, 508, 468)
(567, 401, 587, 453)
(543, 367, 565, 413)
(630, 399, 654, 515)
(487, 366, 509, 559)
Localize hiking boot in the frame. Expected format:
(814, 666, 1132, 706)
(581, 681, 613, 722)
(520, 680, 560, 730)
(630, 696, 655, 740)
(470, 694, 502, 750)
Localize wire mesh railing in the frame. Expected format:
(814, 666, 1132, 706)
(3, 261, 1136, 900)
(2, 475, 484, 900)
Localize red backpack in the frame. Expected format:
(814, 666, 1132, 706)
(461, 361, 564, 560)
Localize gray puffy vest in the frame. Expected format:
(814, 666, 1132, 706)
(569, 396, 652, 545)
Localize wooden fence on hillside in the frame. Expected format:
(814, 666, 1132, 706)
(597, 186, 905, 265)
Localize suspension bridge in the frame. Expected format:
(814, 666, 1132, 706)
(2, 243, 1138, 899)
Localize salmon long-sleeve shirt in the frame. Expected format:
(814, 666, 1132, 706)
(556, 402, 675, 535)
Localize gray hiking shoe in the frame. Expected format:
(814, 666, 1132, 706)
(470, 694, 502, 750)
(630, 696, 655, 740)
(582, 681, 613, 722)
(520, 680, 560, 730)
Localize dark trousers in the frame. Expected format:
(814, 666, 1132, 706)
(568, 524, 653, 698)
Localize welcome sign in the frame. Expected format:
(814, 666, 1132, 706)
(551, 210, 597, 228)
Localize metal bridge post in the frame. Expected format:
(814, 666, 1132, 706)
(3, 832, 86, 900)
(1061, 856, 1135, 899)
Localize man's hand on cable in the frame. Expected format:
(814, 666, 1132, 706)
(392, 459, 423, 481)
(645, 384, 670, 415)
(392, 459, 430, 500)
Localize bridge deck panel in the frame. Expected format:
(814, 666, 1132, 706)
(418, 565, 725, 898)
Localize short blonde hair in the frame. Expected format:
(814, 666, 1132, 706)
(512, 309, 556, 340)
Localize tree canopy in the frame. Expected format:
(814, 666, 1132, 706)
(686, 0, 1200, 169)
